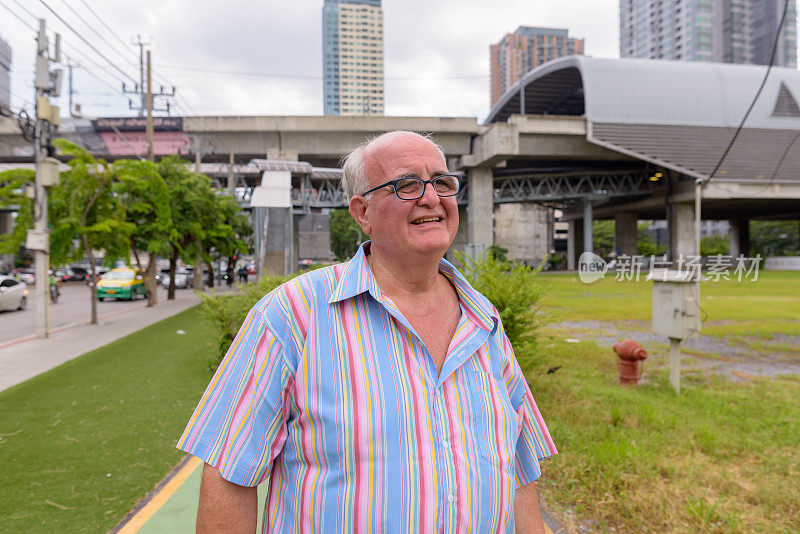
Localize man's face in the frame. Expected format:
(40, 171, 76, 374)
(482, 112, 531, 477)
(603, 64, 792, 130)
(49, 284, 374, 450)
(350, 133, 459, 260)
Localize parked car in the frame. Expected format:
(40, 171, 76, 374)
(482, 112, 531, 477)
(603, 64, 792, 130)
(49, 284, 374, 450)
(155, 268, 170, 285)
(0, 275, 28, 311)
(160, 268, 193, 289)
(96, 268, 146, 301)
(68, 266, 90, 282)
(16, 268, 35, 285)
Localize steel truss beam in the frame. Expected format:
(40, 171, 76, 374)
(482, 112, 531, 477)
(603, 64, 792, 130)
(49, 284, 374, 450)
(210, 171, 654, 209)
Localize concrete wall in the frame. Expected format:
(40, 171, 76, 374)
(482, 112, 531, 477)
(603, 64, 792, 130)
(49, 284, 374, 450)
(494, 203, 552, 266)
(297, 213, 334, 262)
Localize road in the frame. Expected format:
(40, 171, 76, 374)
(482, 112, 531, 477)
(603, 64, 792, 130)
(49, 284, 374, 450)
(0, 282, 201, 344)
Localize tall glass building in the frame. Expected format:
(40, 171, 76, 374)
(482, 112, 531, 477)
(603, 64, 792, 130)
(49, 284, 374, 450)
(0, 37, 11, 113)
(620, 0, 796, 67)
(322, 0, 384, 115)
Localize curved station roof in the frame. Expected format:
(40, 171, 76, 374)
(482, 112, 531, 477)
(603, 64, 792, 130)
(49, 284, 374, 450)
(486, 56, 800, 183)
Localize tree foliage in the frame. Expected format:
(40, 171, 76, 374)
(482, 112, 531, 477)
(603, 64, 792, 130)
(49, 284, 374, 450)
(457, 251, 546, 350)
(113, 158, 174, 305)
(593, 220, 615, 257)
(700, 233, 730, 257)
(750, 221, 799, 257)
(637, 222, 667, 257)
(329, 208, 362, 261)
(0, 168, 35, 256)
(49, 140, 135, 323)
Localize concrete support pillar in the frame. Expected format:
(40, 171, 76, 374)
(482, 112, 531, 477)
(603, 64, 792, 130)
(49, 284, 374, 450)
(614, 211, 638, 257)
(447, 205, 469, 265)
(669, 202, 695, 261)
(467, 167, 494, 255)
(729, 219, 750, 258)
(567, 219, 583, 270)
(582, 199, 593, 253)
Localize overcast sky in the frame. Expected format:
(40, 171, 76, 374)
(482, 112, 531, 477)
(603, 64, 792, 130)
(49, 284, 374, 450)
(1, 0, 620, 121)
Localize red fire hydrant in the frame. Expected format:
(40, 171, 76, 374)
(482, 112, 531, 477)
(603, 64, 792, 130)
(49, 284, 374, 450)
(613, 339, 648, 385)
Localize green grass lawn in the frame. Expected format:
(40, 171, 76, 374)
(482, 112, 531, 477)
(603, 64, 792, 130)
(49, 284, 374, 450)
(0, 307, 214, 533)
(539, 270, 800, 338)
(528, 270, 800, 532)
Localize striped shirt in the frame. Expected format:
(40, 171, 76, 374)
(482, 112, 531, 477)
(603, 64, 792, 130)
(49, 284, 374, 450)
(177, 243, 557, 532)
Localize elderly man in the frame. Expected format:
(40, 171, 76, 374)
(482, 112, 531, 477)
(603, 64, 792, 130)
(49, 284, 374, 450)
(177, 131, 556, 532)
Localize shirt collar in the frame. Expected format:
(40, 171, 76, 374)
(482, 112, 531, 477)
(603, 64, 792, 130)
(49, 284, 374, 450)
(328, 241, 498, 333)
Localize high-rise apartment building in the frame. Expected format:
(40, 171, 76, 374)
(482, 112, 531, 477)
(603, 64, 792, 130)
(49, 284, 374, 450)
(0, 37, 11, 113)
(490, 27, 584, 108)
(620, 0, 797, 67)
(322, 0, 384, 116)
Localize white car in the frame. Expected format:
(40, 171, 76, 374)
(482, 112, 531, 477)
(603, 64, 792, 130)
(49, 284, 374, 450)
(0, 275, 28, 311)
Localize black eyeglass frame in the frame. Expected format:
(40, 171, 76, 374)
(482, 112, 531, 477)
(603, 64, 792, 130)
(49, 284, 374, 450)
(359, 174, 462, 200)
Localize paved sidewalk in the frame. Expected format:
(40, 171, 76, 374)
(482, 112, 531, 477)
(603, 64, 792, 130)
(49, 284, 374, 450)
(0, 290, 219, 392)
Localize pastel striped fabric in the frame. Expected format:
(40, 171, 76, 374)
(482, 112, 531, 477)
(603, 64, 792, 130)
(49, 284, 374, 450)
(178, 243, 557, 533)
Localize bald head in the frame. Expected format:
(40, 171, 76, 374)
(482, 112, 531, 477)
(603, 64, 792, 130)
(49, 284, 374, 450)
(341, 131, 447, 199)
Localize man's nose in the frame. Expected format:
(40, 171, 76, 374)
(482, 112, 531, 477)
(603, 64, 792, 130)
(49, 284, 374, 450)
(416, 182, 441, 206)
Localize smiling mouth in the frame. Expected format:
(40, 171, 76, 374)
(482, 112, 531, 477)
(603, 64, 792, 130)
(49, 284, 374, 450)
(410, 216, 442, 225)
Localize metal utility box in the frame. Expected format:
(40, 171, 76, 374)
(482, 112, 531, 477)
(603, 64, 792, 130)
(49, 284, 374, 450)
(650, 271, 700, 340)
(38, 158, 60, 187)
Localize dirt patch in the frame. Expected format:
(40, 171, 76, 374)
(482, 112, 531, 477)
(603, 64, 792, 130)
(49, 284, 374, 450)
(549, 320, 800, 381)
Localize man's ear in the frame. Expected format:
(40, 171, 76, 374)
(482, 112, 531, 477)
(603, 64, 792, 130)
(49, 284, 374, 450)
(349, 196, 371, 235)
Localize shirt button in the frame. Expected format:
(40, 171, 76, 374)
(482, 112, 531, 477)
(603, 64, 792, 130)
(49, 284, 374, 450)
(447, 493, 454, 503)
(443, 440, 450, 448)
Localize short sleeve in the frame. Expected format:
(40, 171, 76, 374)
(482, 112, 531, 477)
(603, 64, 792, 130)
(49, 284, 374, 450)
(499, 332, 558, 487)
(176, 307, 295, 486)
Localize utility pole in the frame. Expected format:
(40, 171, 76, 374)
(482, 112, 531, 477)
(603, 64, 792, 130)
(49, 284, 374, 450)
(30, 19, 62, 338)
(131, 35, 149, 116)
(123, 41, 174, 118)
(67, 59, 80, 117)
(146, 50, 154, 161)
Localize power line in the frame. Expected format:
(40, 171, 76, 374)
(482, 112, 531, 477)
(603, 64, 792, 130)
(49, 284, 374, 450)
(35, 0, 138, 85)
(8, 0, 39, 23)
(76, 0, 139, 62)
(0, 0, 37, 31)
(54, 0, 140, 71)
(705, 0, 792, 185)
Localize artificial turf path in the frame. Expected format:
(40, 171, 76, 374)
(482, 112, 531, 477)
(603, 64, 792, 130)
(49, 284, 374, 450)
(0, 306, 214, 533)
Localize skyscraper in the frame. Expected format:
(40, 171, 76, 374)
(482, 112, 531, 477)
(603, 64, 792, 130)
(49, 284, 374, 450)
(619, 0, 797, 67)
(0, 37, 11, 113)
(322, 0, 384, 116)
(490, 27, 584, 108)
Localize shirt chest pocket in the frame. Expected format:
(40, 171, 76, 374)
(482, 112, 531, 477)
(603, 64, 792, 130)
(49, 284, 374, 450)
(466, 369, 519, 473)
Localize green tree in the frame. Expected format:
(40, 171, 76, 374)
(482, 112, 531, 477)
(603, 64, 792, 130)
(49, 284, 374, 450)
(0, 168, 34, 257)
(329, 208, 362, 261)
(113, 159, 174, 306)
(49, 140, 134, 324)
(750, 221, 800, 257)
(637, 222, 667, 257)
(700, 234, 730, 256)
(158, 157, 207, 298)
(202, 193, 251, 288)
(593, 220, 615, 257)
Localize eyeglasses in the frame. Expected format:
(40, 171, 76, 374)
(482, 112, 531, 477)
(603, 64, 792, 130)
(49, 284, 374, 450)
(360, 174, 461, 200)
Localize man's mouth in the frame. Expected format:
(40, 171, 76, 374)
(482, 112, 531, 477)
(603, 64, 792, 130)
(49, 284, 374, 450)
(410, 216, 443, 225)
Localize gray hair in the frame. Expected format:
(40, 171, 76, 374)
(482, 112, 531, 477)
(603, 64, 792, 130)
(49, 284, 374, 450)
(340, 131, 447, 200)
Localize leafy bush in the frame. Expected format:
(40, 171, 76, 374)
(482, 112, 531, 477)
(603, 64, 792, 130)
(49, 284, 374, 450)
(457, 252, 546, 351)
(198, 274, 289, 370)
(700, 233, 730, 256)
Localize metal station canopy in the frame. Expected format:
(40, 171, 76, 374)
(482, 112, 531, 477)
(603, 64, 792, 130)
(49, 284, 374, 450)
(486, 56, 800, 183)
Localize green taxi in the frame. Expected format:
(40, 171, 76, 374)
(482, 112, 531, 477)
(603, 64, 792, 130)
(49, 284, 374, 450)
(96, 268, 146, 301)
